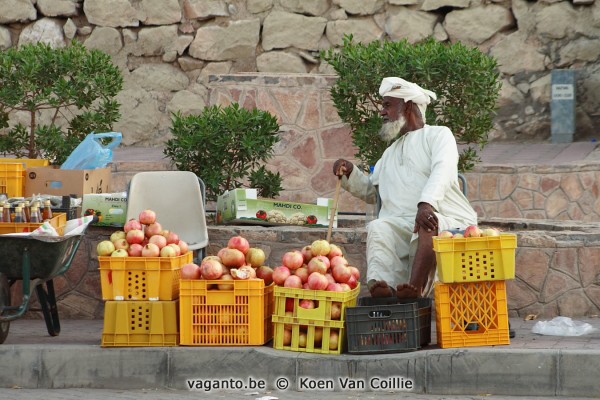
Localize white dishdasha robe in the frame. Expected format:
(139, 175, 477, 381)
(341, 125, 477, 290)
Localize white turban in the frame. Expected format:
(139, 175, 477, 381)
(379, 77, 437, 122)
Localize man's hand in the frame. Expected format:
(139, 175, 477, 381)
(332, 159, 353, 178)
(414, 202, 438, 233)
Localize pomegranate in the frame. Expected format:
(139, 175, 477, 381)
(339, 283, 352, 291)
(307, 256, 328, 275)
(314, 327, 323, 344)
(332, 264, 352, 284)
(217, 247, 228, 259)
(330, 302, 342, 320)
(144, 222, 163, 238)
(148, 234, 167, 249)
(283, 275, 303, 288)
(110, 230, 126, 243)
(231, 266, 255, 280)
(293, 266, 309, 284)
(256, 265, 274, 285)
(112, 238, 129, 251)
(285, 297, 294, 312)
(310, 239, 331, 257)
(298, 331, 307, 348)
(272, 266, 291, 286)
(328, 244, 343, 258)
(347, 275, 358, 289)
(329, 255, 348, 269)
(123, 218, 142, 233)
(219, 248, 246, 268)
(138, 209, 157, 225)
(325, 273, 336, 285)
(128, 243, 143, 257)
(201, 258, 225, 280)
(464, 225, 482, 238)
(227, 235, 250, 254)
(481, 227, 500, 237)
(348, 266, 360, 281)
(299, 299, 315, 309)
(177, 240, 189, 255)
(300, 245, 313, 263)
(438, 230, 454, 238)
(111, 249, 129, 257)
(181, 263, 201, 280)
(307, 272, 328, 290)
(217, 274, 234, 290)
(245, 247, 266, 268)
(282, 250, 304, 271)
(328, 330, 339, 350)
(141, 243, 160, 257)
(160, 245, 177, 257)
(126, 229, 145, 245)
(96, 240, 115, 256)
(327, 282, 343, 292)
(164, 231, 180, 245)
(283, 329, 292, 346)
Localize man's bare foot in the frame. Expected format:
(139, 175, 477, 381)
(368, 280, 395, 298)
(396, 283, 420, 300)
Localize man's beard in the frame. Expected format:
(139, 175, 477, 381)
(378, 116, 407, 142)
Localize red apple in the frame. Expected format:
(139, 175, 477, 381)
(138, 209, 156, 225)
(126, 229, 145, 245)
(123, 218, 142, 233)
(148, 234, 167, 249)
(128, 243, 143, 257)
(227, 235, 250, 254)
(141, 243, 160, 257)
(282, 250, 304, 271)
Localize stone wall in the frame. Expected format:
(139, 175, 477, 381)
(1, 0, 599, 144)
(23, 220, 599, 320)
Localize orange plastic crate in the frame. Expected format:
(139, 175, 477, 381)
(0, 212, 67, 235)
(433, 234, 517, 283)
(434, 280, 510, 349)
(0, 158, 49, 196)
(179, 279, 273, 346)
(101, 300, 179, 347)
(271, 284, 360, 355)
(98, 252, 191, 301)
(0, 163, 24, 198)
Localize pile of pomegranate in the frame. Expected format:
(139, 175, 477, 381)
(96, 209, 189, 258)
(180, 235, 272, 287)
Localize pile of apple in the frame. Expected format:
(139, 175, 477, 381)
(438, 225, 501, 239)
(96, 209, 189, 258)
(180, 235, 274, 289)
(272, 239, 360, 292)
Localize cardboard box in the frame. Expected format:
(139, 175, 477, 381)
(25, 166, 111, 198)
(82, 192, 127, 227)
(216, 188, 336, 228)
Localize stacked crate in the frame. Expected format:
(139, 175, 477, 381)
(432, 232, 517, 349)
(99, 253, 191, 347)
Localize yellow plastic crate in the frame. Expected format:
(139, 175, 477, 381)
(0, 158, 49, 196)
(272, 284, 360, 355)
(434, 280, 510, 349)
(101, 300, 179, 347)
(0, 163, 24, 198)
(0, 212, 67, 235)
(179, 279, 273, 346)
(433, 233, 517, 283)
(98, 251, 191, 301)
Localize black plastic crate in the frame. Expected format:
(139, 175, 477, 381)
(345, 297, 432, 354)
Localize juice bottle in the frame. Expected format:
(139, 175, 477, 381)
(42, 200, 53, 222)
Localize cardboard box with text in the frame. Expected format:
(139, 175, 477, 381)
(25, 166, 111, 198)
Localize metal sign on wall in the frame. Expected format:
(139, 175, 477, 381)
(551, 70, 576, 144)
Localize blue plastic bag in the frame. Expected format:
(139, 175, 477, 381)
(60, 132, 122, 170)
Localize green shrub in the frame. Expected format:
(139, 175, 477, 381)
(0, 40, 123, 164)
(165, 103, 283, 201)
(321, 36, 501, 172)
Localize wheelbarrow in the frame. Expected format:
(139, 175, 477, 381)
(0, 232, 86, 344)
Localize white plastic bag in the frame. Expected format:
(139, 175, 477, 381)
(532, 316, 595, 336)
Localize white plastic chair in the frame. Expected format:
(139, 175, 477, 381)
(126, 171, 208, 260)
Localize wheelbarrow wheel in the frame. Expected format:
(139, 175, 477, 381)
(0, 273, 10, 344)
